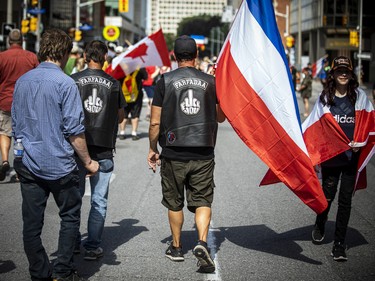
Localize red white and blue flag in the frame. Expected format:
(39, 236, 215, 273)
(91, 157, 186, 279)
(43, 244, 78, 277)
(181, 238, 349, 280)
(105, 28, 171, 80)
(302, 89, 375, 191)
(311, 55, 326, 78)
(215, 0, 328, 214)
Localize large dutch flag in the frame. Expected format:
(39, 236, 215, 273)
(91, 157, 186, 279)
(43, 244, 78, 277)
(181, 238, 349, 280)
(216, 0, 328, 214)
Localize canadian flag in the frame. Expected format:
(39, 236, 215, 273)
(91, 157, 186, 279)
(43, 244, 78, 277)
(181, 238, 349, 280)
(106, 28, 171, 80)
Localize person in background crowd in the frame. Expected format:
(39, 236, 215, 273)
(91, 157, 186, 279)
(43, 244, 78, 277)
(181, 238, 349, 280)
(71, 40, 126, 261)
(118, 67, 148, 140)
(143, 65, 160, 120)
(147, 35, 226, 273)
(297, 67, 313, 117)
(63, 45, 81, 75)
(290, 65, 298, 90)
(310, 56, 374, 262)
(307, 62, 313, 76)
(71, 57, 87, 74)
(0, 29, 39, 182)
(12, 28, 99, 281)
(319, 58, 331, 88)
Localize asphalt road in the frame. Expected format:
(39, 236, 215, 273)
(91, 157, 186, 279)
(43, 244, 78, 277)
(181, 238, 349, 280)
(1, 81, 374, 280)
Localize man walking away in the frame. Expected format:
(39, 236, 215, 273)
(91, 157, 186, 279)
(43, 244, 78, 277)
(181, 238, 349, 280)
(0, 29, 39, 181)
(147, 35, 226, 273)
(12, 28, 99, 281)
(71, 40, 126, 260)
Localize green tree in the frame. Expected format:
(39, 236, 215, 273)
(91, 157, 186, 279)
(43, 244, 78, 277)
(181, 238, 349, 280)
(164, 33, 176, 52)
(176, 14, 229, 58)
(177, 14, 222, 37)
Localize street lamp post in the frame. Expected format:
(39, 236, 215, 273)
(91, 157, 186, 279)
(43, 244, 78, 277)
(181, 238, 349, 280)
(75, 0, 105, 43)
(357, 0, 363, 84)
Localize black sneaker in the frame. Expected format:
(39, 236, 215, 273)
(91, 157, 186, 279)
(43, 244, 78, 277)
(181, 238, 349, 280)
(118, 134, 126, 140)
(52, 271, 87, 281)
(312, 223, 325, 244)
(331, 242, 348, 261)
(132, 135, 140, 141)
(0, 161, 10, 181)
(193, 240, 215, 273)
(165, 243, 184, 261)
(73, 244, 80, 254)
(84, 247, 104, 260)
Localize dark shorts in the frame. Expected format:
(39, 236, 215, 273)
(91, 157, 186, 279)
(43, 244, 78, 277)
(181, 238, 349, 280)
(124, 92, 143, 118)
(144, 85, 155, 99)
(160, 158, 215, 213)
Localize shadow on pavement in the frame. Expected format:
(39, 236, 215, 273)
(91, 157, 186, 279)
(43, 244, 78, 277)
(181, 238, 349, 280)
(216, 222, 368, 265)
(66, 218, 148, 279)
(0, 259, 16, 274)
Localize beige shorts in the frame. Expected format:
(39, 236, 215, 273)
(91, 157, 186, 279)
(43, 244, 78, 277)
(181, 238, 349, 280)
(0, 110, 12, 137)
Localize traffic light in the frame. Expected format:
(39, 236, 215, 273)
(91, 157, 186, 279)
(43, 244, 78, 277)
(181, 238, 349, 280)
(75, 30, 82, 42)
(31, 0, 38, 6)
(349, 30, 359, 47)
(119, 0, 129, 13)
(21, 19, 30, 34)
(286, 35, 295, 48)
(29, 17, 38, 32)
(199, 45, 205, 51)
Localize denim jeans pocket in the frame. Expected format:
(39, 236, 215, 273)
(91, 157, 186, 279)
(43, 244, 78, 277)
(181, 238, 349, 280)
(99, 159, 114, 173)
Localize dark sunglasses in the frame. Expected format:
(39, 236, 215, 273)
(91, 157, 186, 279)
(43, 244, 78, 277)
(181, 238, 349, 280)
(335, 69, 351, 75)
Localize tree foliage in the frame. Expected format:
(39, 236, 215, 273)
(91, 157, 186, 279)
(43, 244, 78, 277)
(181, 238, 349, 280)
(177, 15, 223, 37)
(176, 14, 230, 58)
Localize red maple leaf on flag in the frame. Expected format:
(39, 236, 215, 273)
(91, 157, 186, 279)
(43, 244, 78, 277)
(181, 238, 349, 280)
(125, 43, 148, 63)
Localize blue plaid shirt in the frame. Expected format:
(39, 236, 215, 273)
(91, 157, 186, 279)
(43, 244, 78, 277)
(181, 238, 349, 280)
(12, 62, 85, 180)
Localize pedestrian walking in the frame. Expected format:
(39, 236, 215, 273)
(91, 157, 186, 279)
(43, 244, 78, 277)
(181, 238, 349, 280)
(310, 56, 374, 261)
(143, 65, 160, 121)
(147, 35, 226, 273)
(0, 29, 39, 181)
(118, 67, 148, 140)
(71, 40, 126, 261)
(12, 28, 99, 281)
(297, 67, 313, 117)
(63, 45, 81, 75)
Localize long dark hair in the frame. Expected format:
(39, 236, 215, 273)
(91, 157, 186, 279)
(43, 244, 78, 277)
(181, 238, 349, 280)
(319, 69, 359, 106)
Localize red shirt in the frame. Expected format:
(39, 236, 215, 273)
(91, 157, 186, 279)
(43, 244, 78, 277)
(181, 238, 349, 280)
(142, 66, 157, 87)
(0, 45, 39, 111)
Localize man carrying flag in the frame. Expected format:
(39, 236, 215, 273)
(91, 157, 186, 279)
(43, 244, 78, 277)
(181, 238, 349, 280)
(105, 28, 171, 80)
(303, 56, 374, 261)
(215, 0, 327, 214)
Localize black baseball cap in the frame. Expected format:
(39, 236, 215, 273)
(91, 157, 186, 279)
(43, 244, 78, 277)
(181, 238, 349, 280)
(174, 35, 197, 60)
(331, 56, 353, 71)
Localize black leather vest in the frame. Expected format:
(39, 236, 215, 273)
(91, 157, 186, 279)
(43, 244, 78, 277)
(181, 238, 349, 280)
(159, 67, 218, 147)
(72, 69, 121, 148)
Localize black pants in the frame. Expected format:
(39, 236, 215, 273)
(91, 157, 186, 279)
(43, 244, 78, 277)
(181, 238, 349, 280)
(316, 163, 357, 244)
(14, 158, 81, 280)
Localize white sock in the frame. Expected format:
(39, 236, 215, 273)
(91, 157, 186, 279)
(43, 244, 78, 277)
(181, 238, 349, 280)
(131, 131, 137, 136)
(120, 130, 125, 135)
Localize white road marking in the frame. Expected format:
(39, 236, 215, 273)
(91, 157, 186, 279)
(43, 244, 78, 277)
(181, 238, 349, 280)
(205, 220, 222, 281)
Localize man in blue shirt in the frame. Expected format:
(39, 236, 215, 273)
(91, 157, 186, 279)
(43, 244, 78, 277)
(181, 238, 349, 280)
(12, 28, 99, 281)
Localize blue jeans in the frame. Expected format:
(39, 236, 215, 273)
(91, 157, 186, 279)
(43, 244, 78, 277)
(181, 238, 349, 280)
(77, 158, 113, 250)
(14, 158, 81, 280)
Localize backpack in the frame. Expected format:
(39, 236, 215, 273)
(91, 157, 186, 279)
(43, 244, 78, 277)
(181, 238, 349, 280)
(122, 69, 139, 103)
